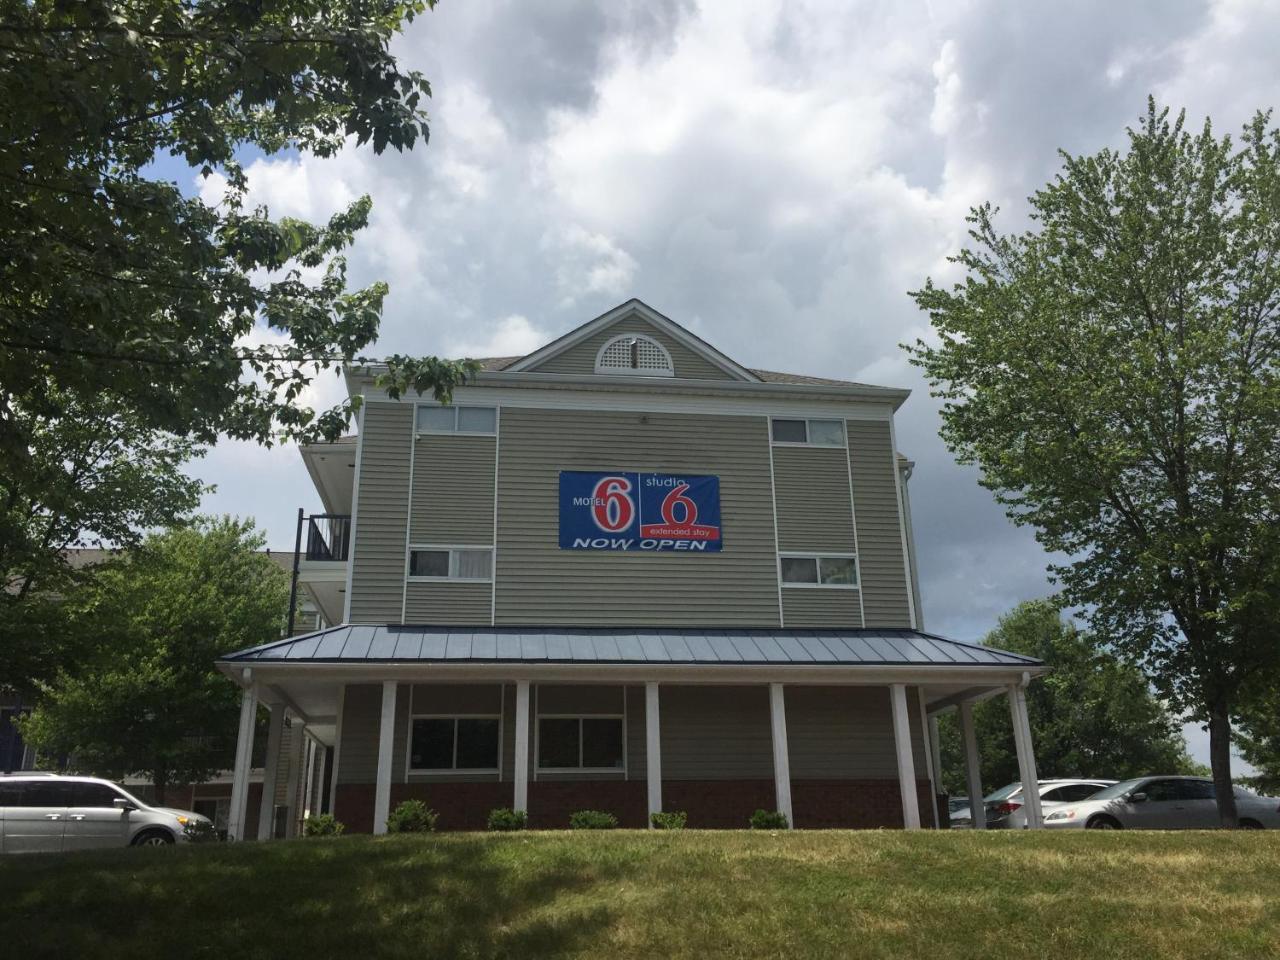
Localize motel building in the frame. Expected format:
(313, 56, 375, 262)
(217, 299, 1048, 838)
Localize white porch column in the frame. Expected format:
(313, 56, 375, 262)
(890, 683, 921, 830)
(513, 680, 530, 814)
(958, 701, 985, 829)
(256, 703, 286, 841)
(228, 678, 258, 842)
(284, 722, 306, 839)
(1009, 684, 1043, 828)
(645, 682, 662, 826)
(917, 689, 940, 828)
(373, 681, 397, 835)
(768, 683, 793, 828)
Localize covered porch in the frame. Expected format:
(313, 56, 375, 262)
(215, 627, 1047, 837)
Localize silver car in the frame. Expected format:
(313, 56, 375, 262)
(0, 774, 211, 853)
(1043, 776, 1280, 829)
(985, 779, 1116, 828)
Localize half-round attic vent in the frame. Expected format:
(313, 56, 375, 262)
(594, 333, 675, 377)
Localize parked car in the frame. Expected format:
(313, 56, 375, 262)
(1042, 776, 1280, 830)
(947, 796, 973, 828)
(0, 773, 211, 853)
(984, 779, 1116, 829)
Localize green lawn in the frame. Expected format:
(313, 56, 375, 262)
(2, 831, 1278, 960)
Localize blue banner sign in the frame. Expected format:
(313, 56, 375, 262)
(559, 471, 723, 552)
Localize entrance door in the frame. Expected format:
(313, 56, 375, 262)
(64, 781, 131, 850)
(2, 780, 70, 853)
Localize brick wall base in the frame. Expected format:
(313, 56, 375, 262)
(335, 779, 939, 832)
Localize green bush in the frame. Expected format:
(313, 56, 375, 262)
(749, 809, 789, 830)
(569, 809, 618, 830)
(387, 799, 438, 834)
(487, 808, 528, 831)
(650, 811, 688, 830)
(302, 814, 345, 837)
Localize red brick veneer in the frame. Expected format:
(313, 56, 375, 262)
(336, 779, 939, 832)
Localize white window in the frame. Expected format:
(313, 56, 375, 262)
(409, 716, 501, 772)
(594, 334, 675, 377)
(416, 405, 497, 435)
(537, 715, 625, 771)
(779, 553, 858, 588)
(408, 546, 493, 581)
(771, 418, 845, 446)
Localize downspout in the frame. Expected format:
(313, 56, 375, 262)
(899, 459, 925, 630)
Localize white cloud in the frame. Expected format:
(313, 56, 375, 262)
(446, 314, 549, 358)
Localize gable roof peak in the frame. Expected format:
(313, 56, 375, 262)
(504, 299, 761, 382)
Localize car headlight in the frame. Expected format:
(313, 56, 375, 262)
(1045, 809, 1075, 821)
(175, 815, 190, 825)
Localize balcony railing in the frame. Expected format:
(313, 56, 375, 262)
(303, 514, 351, 563)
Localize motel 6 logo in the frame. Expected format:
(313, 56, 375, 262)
(559, 471, 723, 552)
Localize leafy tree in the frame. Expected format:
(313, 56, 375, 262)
(936, 601, 1201, 796)
(1236, 689, 1280, 794)
(19, 518, 288, 805)
(0, 1, 478, 609)
(908, 101, 1280, 825)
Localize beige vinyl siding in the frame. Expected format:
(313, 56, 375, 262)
(335, 684, 381, 784)
(350, 403, 413, 622)
(625, 684, 646, 781)
(786, 685, 926, 779)
(527, 315, 736, 381)
(772, 446, 856, 552)
(410, 434, 496, 543)
(658, 685, 774, 780)
(781, 588, 862, 627)
(494, 408, 780, 626)
(403, 581, 492, 624)
(846, 420, 912, 627)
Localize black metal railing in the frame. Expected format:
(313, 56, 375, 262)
(304, 513, 351, 562)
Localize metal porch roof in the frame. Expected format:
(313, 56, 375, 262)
(219, 626, 1041, 669)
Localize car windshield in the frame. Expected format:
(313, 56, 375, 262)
(1085, 778, 1146, 801)
(984, 783, 1021, 802)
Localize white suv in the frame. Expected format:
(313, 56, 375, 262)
(0, 774, 211, 853)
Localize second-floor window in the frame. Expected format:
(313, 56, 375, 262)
(416, 405, 497, 435)
(408, 546, 493, 581)
(771, 418, 845, 446)
(779, 553, 858, 588)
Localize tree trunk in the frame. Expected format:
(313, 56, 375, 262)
(1208, 704, 1239, 828)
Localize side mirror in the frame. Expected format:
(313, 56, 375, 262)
(1129, 792, 1147, 804)
(113, 797, 137, 812)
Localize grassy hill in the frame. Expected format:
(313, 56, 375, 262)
(2, 831, 1278, 959)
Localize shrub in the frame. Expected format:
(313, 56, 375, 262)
(302, 814, 345, 837)
(387, 799, 438, 834)
(650, 811, 687, 830)
(487, 808, 528, 831)
(569, 809, 618, 830)
(749, 809, 789, 830)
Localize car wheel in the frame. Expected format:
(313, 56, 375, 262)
(132, 829, 175, 847)
(1238, 819, 1264, 830)
(1086, 816, 1121, 830)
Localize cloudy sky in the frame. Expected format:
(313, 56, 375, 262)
(190, 0, 1278, 765)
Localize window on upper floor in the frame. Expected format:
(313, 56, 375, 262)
(771, 418, 845, 446)
(416, 405, 497, 435)
(779, 553, 858, 588)
(408, 546, 493, 581)
(594, 334, 675, 377)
